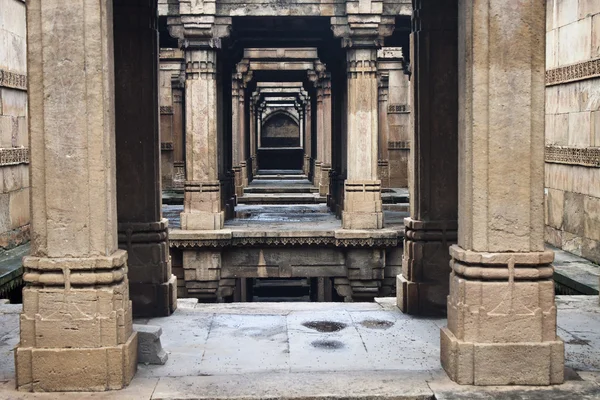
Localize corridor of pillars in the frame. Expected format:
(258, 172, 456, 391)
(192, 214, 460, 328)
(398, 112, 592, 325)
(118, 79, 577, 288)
(16, 0, 564, 392)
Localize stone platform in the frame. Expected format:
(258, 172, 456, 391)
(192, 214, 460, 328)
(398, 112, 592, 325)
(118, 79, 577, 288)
(2, 297, 600, 398)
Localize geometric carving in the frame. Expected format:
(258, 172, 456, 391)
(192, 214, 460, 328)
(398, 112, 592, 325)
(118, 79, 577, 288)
(546, 58, 600, 86)
(0, 69, 27, 91)
(545, 145, 600, 167)
(388, 141, 410, 150)
(0, 147, 29, 166)
(161, 142, 174, 151)
(170, 235, 399, 249)
(160, 106, 173, 114)
(388, 104, 409, 113)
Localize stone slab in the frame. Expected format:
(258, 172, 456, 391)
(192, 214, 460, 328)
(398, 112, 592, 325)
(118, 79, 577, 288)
(151, 371, 435, 400)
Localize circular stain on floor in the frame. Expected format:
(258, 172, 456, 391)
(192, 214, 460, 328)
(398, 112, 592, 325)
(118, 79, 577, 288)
(311, 339, 344, 350)
(360, 319, 394, 330)
(302, 321, 347, 333)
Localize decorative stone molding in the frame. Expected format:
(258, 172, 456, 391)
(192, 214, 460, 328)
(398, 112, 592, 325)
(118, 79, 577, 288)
(546, 58, 600, 86)
(161, 142, 174, 151)
(0, 147, 29, 166)
(0, 69, 27, 91)
(171, 236, 399, 249)
(388, 104, 409, 113)
(160, 105, 173, 114)
(545, 145, 600, 167)
(389, 141, 410, 150)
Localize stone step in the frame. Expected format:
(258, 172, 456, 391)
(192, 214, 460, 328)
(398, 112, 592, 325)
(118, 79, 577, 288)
(237, 194, 327, 205)
(244, 186, 319, 194)
(253, 174, 310, 180)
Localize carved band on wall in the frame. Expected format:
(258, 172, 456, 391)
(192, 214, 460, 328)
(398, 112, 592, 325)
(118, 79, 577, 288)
(0, 148, 29, 166)
(161, 142, 174, 151)
(0, 69, 27, 91)
(545, 145, 600, 167)
(389, 141, 410, 150)
(546, 59, 600, 86)
(388, 104, 409, 113)
(160, 106, 173, 114)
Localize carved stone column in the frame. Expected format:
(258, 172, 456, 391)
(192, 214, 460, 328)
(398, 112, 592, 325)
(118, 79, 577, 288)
(114, 0, 176, 318)
(377, 72, 390, 189)
(397, 0, 458, 316)
(440, 0, 564, 385)
(320, 74, 333, 198)
(180, 46, 224, 230)
(231, 76, 243, 198)
(17, 0, 137, 391)
(342, 47, 383, 230)
(310, 70, 323, 187)
(249, 101, 257, 176)
(304, 102, 313, 176)
(172, 81, 186, 189)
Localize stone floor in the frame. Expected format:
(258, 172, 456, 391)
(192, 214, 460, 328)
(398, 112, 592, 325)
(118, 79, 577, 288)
(2, 297, 600, 399)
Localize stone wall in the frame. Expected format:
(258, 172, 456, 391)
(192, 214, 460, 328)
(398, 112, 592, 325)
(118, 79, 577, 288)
(0, 0, 29, 250)
(545, 0, 600, 264)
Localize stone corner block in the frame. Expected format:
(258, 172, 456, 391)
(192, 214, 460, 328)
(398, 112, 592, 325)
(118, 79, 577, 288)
(134, 324, 168, 365)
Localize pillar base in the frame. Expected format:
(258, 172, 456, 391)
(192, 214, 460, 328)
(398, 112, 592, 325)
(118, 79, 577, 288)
(399, 218, 457, 316)
(303, 156, 311, 176)
(118, 219, 177, 317)
(397, 274, 447, 316)
(313, 161, 322, 186)
(16, 333, 138, 392)
(442, 245, 565, 385)
(377, 159, 390, 189)
(441, 327, 564, 385)
(319, 165, 331, 196)
(342, 180, 383, 229)
(180, 211, 224, 230)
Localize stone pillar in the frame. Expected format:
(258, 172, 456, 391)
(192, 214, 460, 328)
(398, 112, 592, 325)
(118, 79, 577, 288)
(303, 103, 313, 176)
(311, 71, 323, 187)
(238, 82, 248, 191)
(377, 72, 390, 189)
(397, 0, 458, 317)
(440, 0, 564, 385)
(17, 0, 137, 391)
(249, 101, 257, 177)
(320, 74, 333, 197)
(114, 0, 176, 318)
(180, 47, 224, 230)
(342, 47, 383, 230)
(172, 82, 186, 189)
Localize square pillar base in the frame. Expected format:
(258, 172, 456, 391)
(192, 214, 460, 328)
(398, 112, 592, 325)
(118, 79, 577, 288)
(180, 211, 224, 230)
(440, 327, 564, 385)
(16, 333, 138, 392)
(342, 180, 383, 229)
(129, 274, 177, 317)
(396, 274, 446, 316)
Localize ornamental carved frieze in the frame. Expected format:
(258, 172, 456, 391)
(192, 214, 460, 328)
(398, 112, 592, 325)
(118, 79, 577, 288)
(388, 141, 410, 150)
(0, 69, 27, 91)
(0, 147, 29, 166)
(545, 145, 600, 167)
(546, 59, 600, 86)
(388, 104, 409, 113)
(170, 236, 399, 249)
(161, 142, 174, 151)
(160, 105, 173, 114)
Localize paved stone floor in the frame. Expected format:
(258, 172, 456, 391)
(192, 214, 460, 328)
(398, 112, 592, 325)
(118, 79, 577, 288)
(2, 297, 600, 398)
